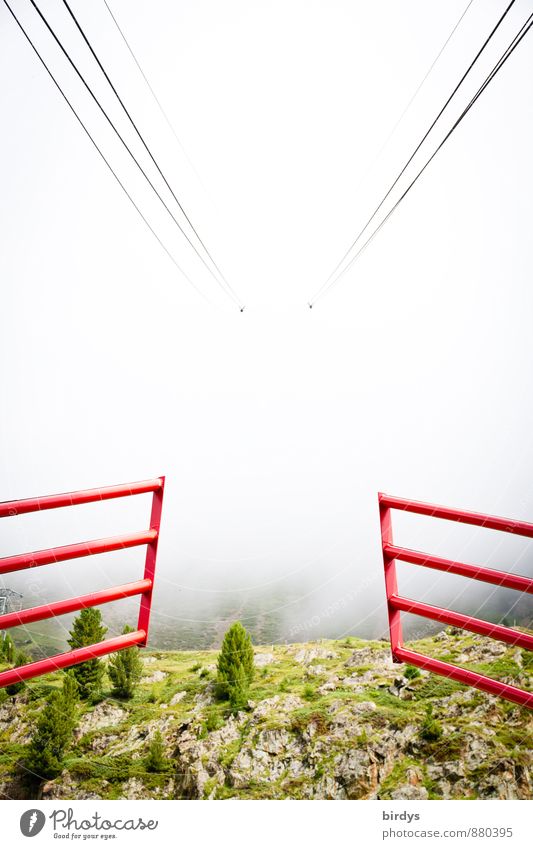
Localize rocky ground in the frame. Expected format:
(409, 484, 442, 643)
(0, 629, 531, 800)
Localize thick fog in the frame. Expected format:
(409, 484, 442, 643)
(1, 1, 532, 653)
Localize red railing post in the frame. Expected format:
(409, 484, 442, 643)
(137, 476, 165, 646)
(379, 494, 402, 662)
(377, 492, 533, 709)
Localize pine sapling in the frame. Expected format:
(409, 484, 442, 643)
(67, 608, 107, 699)
(108, 625, 143, 699)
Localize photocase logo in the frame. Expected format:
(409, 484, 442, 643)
(20, 809, 46, 837)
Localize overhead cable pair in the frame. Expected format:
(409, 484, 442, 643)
(5, 0, 244, 309)
(320, 6, 533, 295)
(309, 0, 529, 306)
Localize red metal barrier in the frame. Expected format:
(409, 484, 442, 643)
(378, 493, 533, 709)
(0, 477, 164, 688)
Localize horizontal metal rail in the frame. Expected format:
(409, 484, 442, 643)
(395, 647, 533, 709)
(389, 594, 533, 652)
(379, 492, 533, 710)
(0, 629, 146, 689)
(0, 476, 165, 689)
(0, 579, 152, 630)
(378, 493, 533, 538)
(384, 543, 533, 594)
(0, 529, 157, 575)
(0, 478, 163, 518)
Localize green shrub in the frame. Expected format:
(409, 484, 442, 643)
(302, 683, 317, 701)
(216, 622, 254, 710)
(145, 731, 166, 772)
(25, 674, 78, 780)
(419, 704, 443, 742)
(5, 680, 25, 696)
(205, 708, 224, 732)
(404, 665, 421, 680)
(108, 625, 143, 699)
(0, 632, 15, 663)
(5, 650, 31, 695)
(67, 608, 107, 699)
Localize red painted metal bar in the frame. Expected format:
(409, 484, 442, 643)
(395, 647, 533, 709)
(0, 629, 146, 689)
(0, 529, 158, 576)
(378, 492, 533, 709)
(0, 579, 152, 631)
(137, 476, 165, 647)
(379, 500, 403, 660)
(0, 477, 165, 689)
(378, 493, 533, 538)
(384, 543, 533, 594)
(389, 594, 533, 652)
(0, 478, 163, 518)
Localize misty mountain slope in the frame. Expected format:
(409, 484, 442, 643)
(10, 578, 531, 657)
(0, 630, 531, 801)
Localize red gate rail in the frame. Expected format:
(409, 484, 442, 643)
(0, 630, 147, 689)
(378, 492, 533, 709)
(0, 478, 162, 517)
(0, 530, 158, 575)
(0, 477, 164, 689)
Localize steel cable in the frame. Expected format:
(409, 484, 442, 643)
(317, 9, 533, 301)
(2, 0, 209, 302)
(309, 0, 517, 306)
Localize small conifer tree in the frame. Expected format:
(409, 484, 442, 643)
(145, 730, 166, 772)
(26, 674, 79, 780)
(420, 704, 443, 742)
(216, 621, 254, 709)
(4, 649, 31, 696)
(228, 663, 250, 712)
(1, 632, 15, 663)
(108, 625, 144, 699)
(67, 608, 107, 699)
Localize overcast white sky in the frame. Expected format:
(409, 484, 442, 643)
(1, 0, 532, 639)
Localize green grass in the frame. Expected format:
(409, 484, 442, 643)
(1, 636, 531, 801)
(472, 657, 523, 680)
(290, 707, 330, 735)
(218, 738, 242, 769)
(411, 674, 466, 700)
(378, 757, 417, 798)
